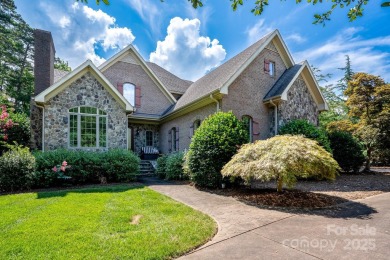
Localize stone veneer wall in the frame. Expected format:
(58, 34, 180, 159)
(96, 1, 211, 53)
(274, 75, 319, 134)
(30, 101, 43, 150)
(129, 123, 159, 154)
(42, 72, 127, 151)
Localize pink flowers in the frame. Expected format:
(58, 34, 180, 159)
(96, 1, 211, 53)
(52, 161, 70, 173)
(0, 105, 13, 141)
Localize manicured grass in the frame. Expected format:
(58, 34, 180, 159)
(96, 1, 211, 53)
(0, 184, 216, 259)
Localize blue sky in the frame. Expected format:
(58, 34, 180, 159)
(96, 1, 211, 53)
(15, 0, 390, 84)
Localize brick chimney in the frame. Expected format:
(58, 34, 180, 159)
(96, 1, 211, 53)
(34, 29, 55, 95)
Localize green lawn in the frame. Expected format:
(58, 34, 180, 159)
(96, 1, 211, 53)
(0, 184, 216, 259)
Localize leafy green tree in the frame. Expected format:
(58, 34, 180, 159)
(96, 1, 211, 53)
(186, 111, 248, 188)
(345, 73, 390, 171)
(0, 0, 34, 114)
(222, 135, 339, 192)
(54, 57, 72, 72)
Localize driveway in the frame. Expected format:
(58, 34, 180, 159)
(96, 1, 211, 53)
(142, 177, 390, 260)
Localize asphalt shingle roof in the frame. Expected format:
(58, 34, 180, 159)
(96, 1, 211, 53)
(263, 63, 303, 101)
(172, 31, 274, 111)
(146, 62, 192, 95)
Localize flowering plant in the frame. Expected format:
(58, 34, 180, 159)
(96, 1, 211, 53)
(0, 105, 13, 141)
(52, 161, 72, 179)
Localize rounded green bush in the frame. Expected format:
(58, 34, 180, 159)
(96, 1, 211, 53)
(156, 155, 168, 179)
(33, 149, 140, 187)
(165, 152, 186, 180)
(328, 131, 365, 173)
(0, 145, 35, 192)
(187, 111, 248, 188)
(279, 119, 332, 153)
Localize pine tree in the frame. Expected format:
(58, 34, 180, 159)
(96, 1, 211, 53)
(337, 55, 354, 96)
(0, 0, 34, 114)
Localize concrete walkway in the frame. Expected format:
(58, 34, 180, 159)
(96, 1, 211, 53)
(142, 178, 390, 260)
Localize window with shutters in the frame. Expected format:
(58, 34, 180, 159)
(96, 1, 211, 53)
(190, 119, 201, 137)
(145, 130, 153, 146)
(242, 115, 253, 143)
(169, 127, 179, 152)
(123, 83, 135, 106)
(68, 106, 107, 148)
(264, 60, 275, 77)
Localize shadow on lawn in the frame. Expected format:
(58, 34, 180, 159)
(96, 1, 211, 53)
(36, 184, 144, 199)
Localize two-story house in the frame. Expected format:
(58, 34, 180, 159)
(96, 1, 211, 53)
(30, 29, 327, 154)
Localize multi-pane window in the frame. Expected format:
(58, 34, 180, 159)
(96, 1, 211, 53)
(146, 130, 153, 146)
(69, 106, 107, 148)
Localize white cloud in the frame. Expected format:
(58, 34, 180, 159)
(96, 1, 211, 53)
(34, 1, 135, 68)
(149, 17, 226, 81)
(59, 16, 71, 28)
(125, 0, 160, 34)
(246, 19, 274, 45)
(294, 27, 390, 84)
(285, 33, 306, 44)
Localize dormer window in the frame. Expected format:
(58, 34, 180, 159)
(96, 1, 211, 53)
(264, 60, 275, 77)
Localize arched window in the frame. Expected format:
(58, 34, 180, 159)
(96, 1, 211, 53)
(242, 115, 253, 143)
(123, 83, 135, 106)
(171, 127, 177, 151)
(193, 119, 201, 132)
(69, 106, 107, 148)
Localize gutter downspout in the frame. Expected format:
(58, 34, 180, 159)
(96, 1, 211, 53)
(35, 103, 45, 152)
(269, 99, 278, 136)
(210, 94, 220, 112)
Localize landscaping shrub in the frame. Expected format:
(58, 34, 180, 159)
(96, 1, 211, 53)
(165, 152, 186, 180)
(328, 131, 365, 173)
(102, 149, 140, 182)
(222, 135, 340, 192)
(278, 119, 332, 153)
(187, 111, 248, 188)
(6, 113, 30, 146)
(33, 149, 140, 187)
(156, 155, 168, 179)
(0, 145, 35, 192)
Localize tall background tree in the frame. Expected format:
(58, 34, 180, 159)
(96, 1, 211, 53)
(0, 0, 34, 114)
(345, 73, 390, 170)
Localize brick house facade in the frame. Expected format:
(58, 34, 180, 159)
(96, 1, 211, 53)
(31, 29, 327, 154)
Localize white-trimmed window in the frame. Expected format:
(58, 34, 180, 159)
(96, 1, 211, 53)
(123, 83, 135, 106)
(242, 115, 253, 143)
(145, 130, 153, 146)
(69, 106, 107, 148)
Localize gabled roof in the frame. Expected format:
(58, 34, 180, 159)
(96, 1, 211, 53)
(264, 61, 328, 111)
(35, 60, 134, 112)
(98, 44, 177, 104)
(172, 30, 294, 112)
(146, 62, 192, 94)
(264, 64, 303, 100)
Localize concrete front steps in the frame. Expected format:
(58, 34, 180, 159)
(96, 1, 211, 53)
(139, 160, 156, 177)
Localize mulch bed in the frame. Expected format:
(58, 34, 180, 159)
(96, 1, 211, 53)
(207, 188, 349, 209)
(202, 169, 390, 209)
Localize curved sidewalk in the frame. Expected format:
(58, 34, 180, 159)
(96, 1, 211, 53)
(142, 177, 390, 260)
